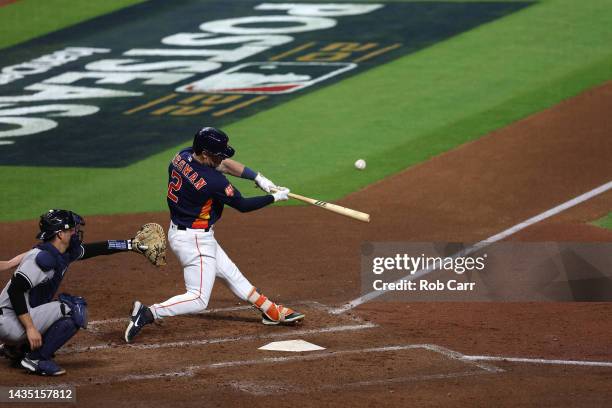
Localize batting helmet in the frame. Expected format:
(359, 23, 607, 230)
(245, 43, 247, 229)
(192, 127, 235, 158)
(36, 209, 85, 241)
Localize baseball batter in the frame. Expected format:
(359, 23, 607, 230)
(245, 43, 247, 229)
(0, 210, 159, 376)
(125, 127, 304, 343)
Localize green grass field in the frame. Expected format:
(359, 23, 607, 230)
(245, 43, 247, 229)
(0, 0, 145, 49)
(593, 213, 612, 230)
(1, 0, 611, 221)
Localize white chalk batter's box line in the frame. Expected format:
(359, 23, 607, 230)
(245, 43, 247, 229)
(63, 301, 374, 354)
(40, 343, 612, 391)
(87, 304, 255, 328)
(62, 322, 377, 354)
(228, 371, 481, 396)
(40, 343, 502, 390)
(87, 300, 348, 328)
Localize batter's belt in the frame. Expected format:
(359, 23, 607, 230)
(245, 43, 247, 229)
(170, 222, 213, 232)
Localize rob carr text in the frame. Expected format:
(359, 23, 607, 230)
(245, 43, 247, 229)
(373, 279, 475, 291)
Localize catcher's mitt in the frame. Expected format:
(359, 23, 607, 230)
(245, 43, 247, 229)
(132, 223, 167, 267)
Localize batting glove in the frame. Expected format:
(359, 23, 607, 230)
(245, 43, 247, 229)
(272, 187, 290, 202)
(255, 173, 277, 193)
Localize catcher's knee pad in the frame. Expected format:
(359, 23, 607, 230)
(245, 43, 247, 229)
(59, 293, 88, 329)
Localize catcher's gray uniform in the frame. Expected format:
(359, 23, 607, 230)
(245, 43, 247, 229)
(0, 248, 70, 344)
(0, 209, 164, 376)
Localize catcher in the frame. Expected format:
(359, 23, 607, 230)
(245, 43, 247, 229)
(0, 209, 166, 376)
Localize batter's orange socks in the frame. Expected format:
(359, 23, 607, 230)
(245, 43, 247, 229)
(248, 288, 286, 321)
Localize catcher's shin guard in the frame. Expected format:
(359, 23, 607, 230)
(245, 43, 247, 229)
(28, 317, 78, 361)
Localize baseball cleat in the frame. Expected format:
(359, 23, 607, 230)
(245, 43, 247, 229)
(262, 306, 305, 326)
(21, 356, 66, 376)
(125, 301, 153, 343)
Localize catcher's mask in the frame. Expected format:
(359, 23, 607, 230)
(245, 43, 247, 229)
(37, 209, 85, 242)
(192, 126, 235, 159)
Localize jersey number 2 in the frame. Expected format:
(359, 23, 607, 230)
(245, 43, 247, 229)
(167, 170, 182, 203)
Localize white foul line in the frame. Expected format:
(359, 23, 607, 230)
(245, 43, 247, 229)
(419, 343, 503, 373)
(332, 180, 612, 313)
(463, 355, 612, 367)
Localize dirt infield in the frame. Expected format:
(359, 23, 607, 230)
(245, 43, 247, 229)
(1, 82, 611, 406)
(0, 0, 19, 7)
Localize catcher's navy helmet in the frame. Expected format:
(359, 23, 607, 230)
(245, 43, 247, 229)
(37, 209, 85, 241)
(192, 127, 235, 158)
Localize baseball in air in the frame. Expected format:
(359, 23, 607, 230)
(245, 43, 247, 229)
(354, 159, 366, 170)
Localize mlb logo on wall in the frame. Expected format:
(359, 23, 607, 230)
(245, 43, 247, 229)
(176, 62, 357, 94)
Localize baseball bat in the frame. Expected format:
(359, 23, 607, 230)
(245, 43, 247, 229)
(271, 188, 370, 223)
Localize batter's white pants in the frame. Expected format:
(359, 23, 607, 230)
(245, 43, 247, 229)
(151, 223, 254, 319)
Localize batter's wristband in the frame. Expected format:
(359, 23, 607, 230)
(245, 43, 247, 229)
(241, 166, 258, 180)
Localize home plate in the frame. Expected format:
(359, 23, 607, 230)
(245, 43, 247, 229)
(259, 340, 325, 352)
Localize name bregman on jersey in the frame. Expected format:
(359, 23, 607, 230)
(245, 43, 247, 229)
(172, 153, 207, 190)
